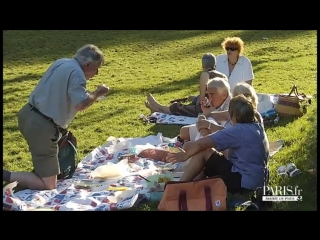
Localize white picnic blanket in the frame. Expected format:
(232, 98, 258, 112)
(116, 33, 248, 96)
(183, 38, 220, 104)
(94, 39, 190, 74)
(3, 134, 284, 211)
(3, 133, 181, 211)
(150, 93, 279, 125)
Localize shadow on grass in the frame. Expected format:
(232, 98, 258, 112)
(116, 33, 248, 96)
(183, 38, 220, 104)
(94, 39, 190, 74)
(147, 124, 181, 138)
(4, 30, 313, 68)
(70, 106, 131, 130)
(4, 70, 200, 109)
(264, 115, 301, 131)
(3, 30, 218, 66)
(107, 71, 200, 98)
(178, 30, 313, 58)
(270, 105, 317, 211)
(3, 73, 42, 84)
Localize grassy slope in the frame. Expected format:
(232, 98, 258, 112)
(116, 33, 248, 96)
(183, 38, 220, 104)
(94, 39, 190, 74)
(3, 30, 317, 211)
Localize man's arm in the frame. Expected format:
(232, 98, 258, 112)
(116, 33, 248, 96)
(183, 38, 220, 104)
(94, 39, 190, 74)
(208, 122, 225, 133)
(68, 72, 101, 112)
(205, 110, 230, 122)
(183, 125, 241, 159)
(75, 90, 100, 111)
(196, 119, 224, 132)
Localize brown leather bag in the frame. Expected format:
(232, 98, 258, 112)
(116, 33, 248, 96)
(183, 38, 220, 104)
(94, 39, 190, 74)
(275, 84, 311, 117)
(158, 177, 227, 211)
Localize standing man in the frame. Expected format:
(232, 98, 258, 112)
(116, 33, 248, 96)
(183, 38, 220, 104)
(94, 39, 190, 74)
(3, 44, 109, 190)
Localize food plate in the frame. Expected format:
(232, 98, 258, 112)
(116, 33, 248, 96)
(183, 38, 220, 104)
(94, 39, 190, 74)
(146, 174, 173, 191)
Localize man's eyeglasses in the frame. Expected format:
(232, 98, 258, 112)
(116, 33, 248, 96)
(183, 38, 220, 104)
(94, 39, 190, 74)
(225, 47, 238, 51)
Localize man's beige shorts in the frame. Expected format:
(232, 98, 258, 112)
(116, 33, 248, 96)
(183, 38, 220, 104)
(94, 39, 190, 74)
(17, 104, 60, 178)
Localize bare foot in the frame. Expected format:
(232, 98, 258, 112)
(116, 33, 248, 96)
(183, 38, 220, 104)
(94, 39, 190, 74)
(145, 101, 158, 113)
(147, 93, 158, 106)
(145, 100, 151, 109)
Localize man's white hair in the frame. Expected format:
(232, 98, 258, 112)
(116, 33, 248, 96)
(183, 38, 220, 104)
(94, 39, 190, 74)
(74, 44, 105, 66)
(207, 77, 231, 96)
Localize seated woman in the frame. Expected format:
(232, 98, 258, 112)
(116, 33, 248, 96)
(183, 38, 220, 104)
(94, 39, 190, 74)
(168, 95, 270, 194)
(216, 37, 254, 92)
(145, 53, 227, 118)
(180, 82, 262, 142)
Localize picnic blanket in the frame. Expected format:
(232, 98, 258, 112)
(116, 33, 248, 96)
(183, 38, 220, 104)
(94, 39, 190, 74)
(2, 134, 181, 211)
(149, 93, 279, 125)
(3, 134, 284, 211)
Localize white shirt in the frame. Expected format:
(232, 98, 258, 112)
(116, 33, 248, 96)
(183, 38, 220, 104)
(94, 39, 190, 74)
(211, 94, 231, 112)
(189, 95, 231, 141)
(216, 54, 254, 92)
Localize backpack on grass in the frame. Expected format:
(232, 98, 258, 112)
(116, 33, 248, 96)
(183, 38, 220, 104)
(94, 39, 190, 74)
(57, 131, 78, 180)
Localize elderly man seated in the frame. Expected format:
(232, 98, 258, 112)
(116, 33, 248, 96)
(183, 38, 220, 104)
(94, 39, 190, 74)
(179, 77, 231, 142)
(145, 77, 231, 120)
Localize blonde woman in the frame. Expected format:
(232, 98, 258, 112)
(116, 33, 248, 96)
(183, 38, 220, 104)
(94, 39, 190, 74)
(216, 37, 254, 92)
(179, 82, 261, 142)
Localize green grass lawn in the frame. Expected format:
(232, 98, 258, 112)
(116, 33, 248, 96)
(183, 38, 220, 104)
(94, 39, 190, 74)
(3, 30, 317, 211)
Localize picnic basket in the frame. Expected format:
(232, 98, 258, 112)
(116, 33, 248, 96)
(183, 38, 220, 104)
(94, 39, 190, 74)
(275, 84, 311, 117)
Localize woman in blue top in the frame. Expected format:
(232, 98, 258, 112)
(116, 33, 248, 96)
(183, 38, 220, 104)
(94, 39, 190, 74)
(168, 94, 270, 194)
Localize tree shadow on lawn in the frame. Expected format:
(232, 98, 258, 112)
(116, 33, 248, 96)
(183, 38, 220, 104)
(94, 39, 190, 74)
(4, 70, 201, 111)
(269, 105, 317, 211)
(6, 30, 311, 69)
(3, 30, 219, 66)
(106, 71, 201, 99)
(147, 124, 181, 138)
(3, 73, 42, 85)
(179, 30, 314, 58)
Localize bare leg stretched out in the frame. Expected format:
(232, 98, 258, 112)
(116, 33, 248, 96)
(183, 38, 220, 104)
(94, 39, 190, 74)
(146, 93, 172, 114)
(145, 101, 161, 113)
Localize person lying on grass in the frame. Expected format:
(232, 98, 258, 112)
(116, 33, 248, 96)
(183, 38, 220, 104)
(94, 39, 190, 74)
(167, 94, 270, 194)
(179, 82, 262, 143)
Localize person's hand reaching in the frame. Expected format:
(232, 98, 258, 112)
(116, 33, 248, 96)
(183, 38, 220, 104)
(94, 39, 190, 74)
(166, 150, 189, 164)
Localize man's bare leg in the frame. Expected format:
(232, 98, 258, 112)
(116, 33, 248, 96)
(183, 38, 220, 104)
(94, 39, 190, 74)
(147, 93, 172, 114)
(180, 149, 214, 181)
(145, 101, 161, 113)
(4, 169, 57, 190)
